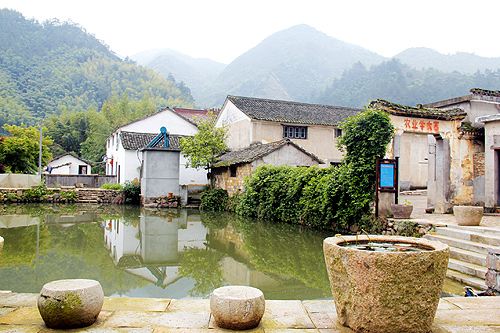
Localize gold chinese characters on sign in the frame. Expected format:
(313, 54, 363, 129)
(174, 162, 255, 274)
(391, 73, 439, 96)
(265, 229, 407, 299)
(403, 118, 440, 133)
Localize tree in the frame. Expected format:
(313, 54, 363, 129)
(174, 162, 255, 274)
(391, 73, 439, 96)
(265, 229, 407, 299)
(0, 124, 53, 173)
(180, 114, 227, 181)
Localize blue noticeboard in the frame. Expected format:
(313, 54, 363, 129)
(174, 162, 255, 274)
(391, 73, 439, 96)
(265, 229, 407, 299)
(379, 163, 395, 188)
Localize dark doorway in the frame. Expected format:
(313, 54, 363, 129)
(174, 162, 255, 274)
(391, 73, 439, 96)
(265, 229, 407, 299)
(78, 165, 87, 175)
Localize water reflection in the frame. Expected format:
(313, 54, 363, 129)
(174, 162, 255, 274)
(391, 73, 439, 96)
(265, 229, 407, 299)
(0, 205, 465, 298)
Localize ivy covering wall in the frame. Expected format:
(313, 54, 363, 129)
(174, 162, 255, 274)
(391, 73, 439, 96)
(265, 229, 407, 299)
(235, 109, 394, 232)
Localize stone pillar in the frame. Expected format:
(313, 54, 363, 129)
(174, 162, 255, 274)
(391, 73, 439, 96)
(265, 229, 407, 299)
(434, 136, 452, 213)
(486, 249, 500, 294)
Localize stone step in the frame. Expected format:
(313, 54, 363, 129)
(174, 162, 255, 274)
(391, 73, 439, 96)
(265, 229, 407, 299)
(448, 258, 487, 279)
(424, 234, 500, 255)
(446, 225, 500, 236)
(446, 269, 487, 291)
(449, 246, 487, 266)
(436, 227, 500, 246)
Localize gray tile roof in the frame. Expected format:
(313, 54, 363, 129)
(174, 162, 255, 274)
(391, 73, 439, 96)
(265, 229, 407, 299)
(369, 99, 467, 121)
(120, 131, 182, 151)
(227, 95, 360, 126)
(213, 139, 323, 168)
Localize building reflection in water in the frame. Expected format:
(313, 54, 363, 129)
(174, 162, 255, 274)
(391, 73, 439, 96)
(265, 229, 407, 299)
(103, 209, 207, 288)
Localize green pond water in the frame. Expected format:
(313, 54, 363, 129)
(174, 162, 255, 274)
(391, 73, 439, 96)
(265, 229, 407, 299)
(0, 204, 465, 298)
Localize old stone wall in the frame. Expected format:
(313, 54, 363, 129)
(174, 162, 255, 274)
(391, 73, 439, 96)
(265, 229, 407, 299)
(0, 188, 121, 204)
(213, 164, 253, 196)
(486, 249, 500, 295)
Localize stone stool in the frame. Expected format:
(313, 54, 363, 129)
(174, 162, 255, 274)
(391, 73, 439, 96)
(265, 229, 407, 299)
(210, 286, 265, 330)
(0, 235, 4, 252)
(37, 279, 104, 328)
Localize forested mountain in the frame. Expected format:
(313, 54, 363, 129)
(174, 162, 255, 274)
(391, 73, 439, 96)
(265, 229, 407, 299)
(202, 24, 385, 106)
(0, 9, 194, 128)
(132, 49, 225, 103)
(394, 47, 500, 74)
(315, 60, 500, 107)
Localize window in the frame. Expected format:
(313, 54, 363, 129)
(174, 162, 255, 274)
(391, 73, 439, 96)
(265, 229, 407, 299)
(334, 128, 342, 138)
(283, 125, 307, 139)
(229, 165, 237, 177)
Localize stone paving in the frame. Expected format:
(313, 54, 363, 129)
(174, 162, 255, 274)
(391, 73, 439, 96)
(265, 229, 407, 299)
(0, 291, 499, 332)
(402, 194, 500, 229)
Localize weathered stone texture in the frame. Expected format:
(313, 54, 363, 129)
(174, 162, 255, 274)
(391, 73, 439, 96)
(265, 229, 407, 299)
(323, 235, 449, 333)
(210, 286, 265, 330)
(37, 279, 104, 328)
(473, 152, 485, 177)
(453, 206, 484, 226)
(213, 164, 252, 196)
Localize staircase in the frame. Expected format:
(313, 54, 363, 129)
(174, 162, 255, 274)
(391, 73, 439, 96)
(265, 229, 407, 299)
(424, 225, 500, 290)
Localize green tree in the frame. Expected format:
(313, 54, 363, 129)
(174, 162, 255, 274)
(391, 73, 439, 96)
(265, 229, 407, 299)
(0, 124, 53, 173)
(180, 114, 227, 177)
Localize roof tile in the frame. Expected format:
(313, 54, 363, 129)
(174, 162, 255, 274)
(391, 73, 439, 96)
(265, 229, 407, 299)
(120, 131, 182, 151)
(213, 139, 323, 167)
(227, 95, 360, 126)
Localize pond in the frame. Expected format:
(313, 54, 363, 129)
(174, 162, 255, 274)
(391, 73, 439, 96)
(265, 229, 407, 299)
(0, 204, 465, 299)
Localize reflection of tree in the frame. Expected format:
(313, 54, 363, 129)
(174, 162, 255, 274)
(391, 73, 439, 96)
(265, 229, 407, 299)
(205, 214, 331, 295)
(178, 248, 224, 297)
(0, 215, 148, 295)
(200, 212, 229, 230)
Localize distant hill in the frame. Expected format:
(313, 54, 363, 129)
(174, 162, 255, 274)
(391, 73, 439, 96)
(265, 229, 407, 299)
(315, 59, 500, 108)
(394, 47, 500, 74)
(0, 9, 193, 127)
(133, 49, 225, 103)
(201, 24, 385, 106)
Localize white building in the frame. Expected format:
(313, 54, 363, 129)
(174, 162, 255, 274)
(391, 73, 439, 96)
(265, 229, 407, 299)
(46, 153, 92, 175)
(105, 107, 208, 186)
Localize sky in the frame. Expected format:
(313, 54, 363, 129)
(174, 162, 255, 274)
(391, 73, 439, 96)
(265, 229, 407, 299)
(1, 0, 500, 64)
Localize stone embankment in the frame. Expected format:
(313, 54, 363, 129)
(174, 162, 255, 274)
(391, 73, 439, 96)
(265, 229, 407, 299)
(0, 291, 498, 332)
(0, 188, 121, 204)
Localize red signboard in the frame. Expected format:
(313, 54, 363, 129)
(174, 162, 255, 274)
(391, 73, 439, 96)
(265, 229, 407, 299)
(404, 118, 439, 133)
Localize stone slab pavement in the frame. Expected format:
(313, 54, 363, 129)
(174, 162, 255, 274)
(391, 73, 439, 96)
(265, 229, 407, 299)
(399, 194, 500, 229)
(0, 292, 499, 332)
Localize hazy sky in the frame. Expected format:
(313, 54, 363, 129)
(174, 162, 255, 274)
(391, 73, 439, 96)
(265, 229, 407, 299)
(1, 0, 499, 64)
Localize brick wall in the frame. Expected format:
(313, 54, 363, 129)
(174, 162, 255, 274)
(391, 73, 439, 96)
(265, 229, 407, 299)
(213, 164, 253, 196)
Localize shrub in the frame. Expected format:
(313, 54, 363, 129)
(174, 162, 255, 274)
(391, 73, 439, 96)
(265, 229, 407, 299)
(123, 179, 140, 204)
(236, 109, 394, 232)
(59, 190, 77, 202)
(22, 183, 49, 202)
(101, 183, 123, 190)
(200, 188, 228, 212)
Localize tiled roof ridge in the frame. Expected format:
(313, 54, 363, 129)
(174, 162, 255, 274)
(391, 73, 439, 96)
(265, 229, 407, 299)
(227, 95, 361, 112)
(369, 99, 467, 121)
(213, 139, 323, 167)
(470, 88, 500, 97)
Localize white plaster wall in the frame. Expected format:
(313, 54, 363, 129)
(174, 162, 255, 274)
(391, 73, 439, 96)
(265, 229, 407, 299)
(47, 155, 91, 175)
(216, 100, 252, 150)
(484, 120, 500, 208)
(180, 154, 208, 185)
(254, 144, 320, 167)
(121, 109, 198, 135)
(252, 121, 340, 162)
(105, 109, 206, 185)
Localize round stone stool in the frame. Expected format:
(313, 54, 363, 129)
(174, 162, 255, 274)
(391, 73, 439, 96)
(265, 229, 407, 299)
(37, 279, 104, 328)
(0, 236, 4, 252)
(210, 286, 265, 330)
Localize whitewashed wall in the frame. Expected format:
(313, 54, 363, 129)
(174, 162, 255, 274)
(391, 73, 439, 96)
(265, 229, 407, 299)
(47, 155, 91, 175)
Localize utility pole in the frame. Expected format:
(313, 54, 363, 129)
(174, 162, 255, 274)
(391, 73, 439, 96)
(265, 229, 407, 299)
(38, 124, 42, 176)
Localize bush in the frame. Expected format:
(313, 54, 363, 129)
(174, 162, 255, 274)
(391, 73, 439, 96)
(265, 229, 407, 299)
(101, 183, 123, 190)
(123, 179, 140, 204)
(59, 190, 77, 202)
(236, 109, 394, 232)
(22, 183, 49, 202)
(200, 189, 228, 212)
